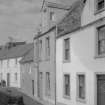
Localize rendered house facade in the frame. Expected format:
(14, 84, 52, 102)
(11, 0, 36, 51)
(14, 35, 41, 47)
(0, 42, 33, 88)
(56, 0, 105, 105)
(34, 1, 69, 105)
(20, 46, 38, 97)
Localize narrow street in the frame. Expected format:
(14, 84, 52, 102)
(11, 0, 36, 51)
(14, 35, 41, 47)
(0, 87, 43, 105)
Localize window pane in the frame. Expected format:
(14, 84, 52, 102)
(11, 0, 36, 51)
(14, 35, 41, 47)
(46, 72, 50, 95)
(15, 73, 17, 81)
(98, 26, 105, 55)
(64, 74, 70, 96)
(65, 49, 69, 60)
(64, 38, 70, 60)
(65, 38, 69, 49)
(98, 26, 105, 40)
(97, 0, 104, 10)
(46, 37, 50, 57)
(78, 75, 85, 99)
(50, 12, 54, 21)
(39, 40, 42, 59)
(98, 40, 105, 54)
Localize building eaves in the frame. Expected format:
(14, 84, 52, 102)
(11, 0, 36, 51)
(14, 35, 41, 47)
(34, 26, 55, 40)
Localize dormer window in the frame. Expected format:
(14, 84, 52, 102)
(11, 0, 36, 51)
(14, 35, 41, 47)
(96, 0, 105, 11)
(50, 11, 55, 21)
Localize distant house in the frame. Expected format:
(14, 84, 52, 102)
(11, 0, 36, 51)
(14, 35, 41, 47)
(0, 42, 33, 88)
(20, 45, 37, 97)
(56, 0, 105, 105)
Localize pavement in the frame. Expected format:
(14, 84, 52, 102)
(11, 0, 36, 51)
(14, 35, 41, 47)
(0, 87, 43, 105)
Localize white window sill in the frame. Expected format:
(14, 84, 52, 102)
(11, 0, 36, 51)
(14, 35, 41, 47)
(63, 60, 70, 63)
(94, 54, 105, 59)
(63, 95, 70, 100)
(94, 8, 105, 15)
(76, 97, 86, 103)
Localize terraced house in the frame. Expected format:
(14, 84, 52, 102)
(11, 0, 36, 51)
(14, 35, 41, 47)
(20, 45, 38, 98)
(56, 0, 105, 105)
(0, 41, 33, 88)
(34, 0, 70, 105)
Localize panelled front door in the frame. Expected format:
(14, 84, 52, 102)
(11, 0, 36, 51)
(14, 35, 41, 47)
(39, 72, 43, 99)
(97, 74, 105, 105)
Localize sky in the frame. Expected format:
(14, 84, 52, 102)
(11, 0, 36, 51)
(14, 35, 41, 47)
(0, 0, 42, 45)
(0, 0, 75, 45)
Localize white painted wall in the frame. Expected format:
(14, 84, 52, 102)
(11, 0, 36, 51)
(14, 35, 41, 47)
(82, 0, 105, 26)
(0, 57, 22, 88)
(56, 24, 105, 105)
(20, 62, 38, 97)
(56, 1, 105, 105)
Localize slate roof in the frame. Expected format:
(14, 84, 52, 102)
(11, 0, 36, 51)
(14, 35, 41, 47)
(20, 47, 34, 63)
(57, 0, 86, 38)
(0, 48, 8, 60)
(0, 43, 33, 60)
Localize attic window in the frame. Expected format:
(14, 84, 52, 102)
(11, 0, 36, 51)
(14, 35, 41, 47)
(96, 0, 105, 11)
(50, 11, 55, 21)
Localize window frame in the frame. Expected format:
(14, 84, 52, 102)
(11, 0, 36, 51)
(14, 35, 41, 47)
(95, 0, 105, 13)
(50, 11, 55, 21)
(63, 73, 70, 99)
(39, 39, 42, 61)
(45, 36, 50, 60)
(15, 73, 18, 82)
(76, 73, 86, 103)
(95, 24, 105, 58)
(63, 37, 70, 62)
(45, 72, 51, 96)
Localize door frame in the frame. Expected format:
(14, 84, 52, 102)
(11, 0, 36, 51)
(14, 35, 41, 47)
(95, 72, 105, 105)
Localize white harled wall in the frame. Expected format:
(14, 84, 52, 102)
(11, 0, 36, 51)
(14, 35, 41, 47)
(56, 24, 105, 105)
(56, 0, 105, 105)
(0, 57, 21, 88)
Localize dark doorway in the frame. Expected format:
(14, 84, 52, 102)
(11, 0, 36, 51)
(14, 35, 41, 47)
(32, 80, 34, 96)
(97, 74, 105, 105)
